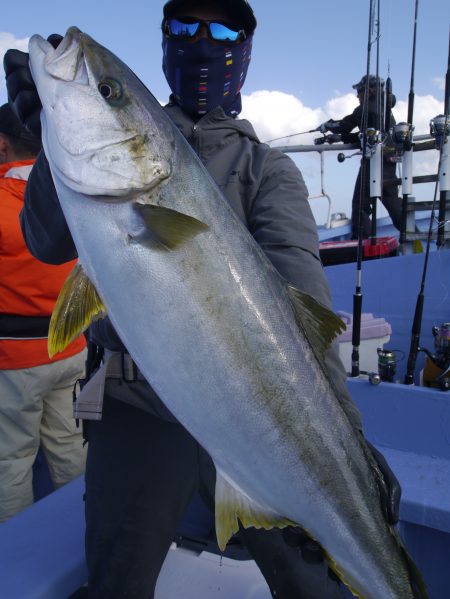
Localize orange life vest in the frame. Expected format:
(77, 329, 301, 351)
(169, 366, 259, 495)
(0, 159, 86, 369)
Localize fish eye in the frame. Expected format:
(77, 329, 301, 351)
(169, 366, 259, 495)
(98, 78, 122, 101)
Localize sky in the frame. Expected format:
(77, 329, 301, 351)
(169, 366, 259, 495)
(1, 0, 449, 225)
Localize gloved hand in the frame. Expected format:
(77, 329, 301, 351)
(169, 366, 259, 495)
(318, 119, 340, 134)
(314, 134, 342, 145)
(367, 442, 401, 525)
(283, 527, 324, 564)
(4, 34, 63, 137)
(282, 527, 340, 583)
(326, 133, 342, 144)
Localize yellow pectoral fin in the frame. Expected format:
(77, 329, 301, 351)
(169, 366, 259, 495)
(134, 203, 209, 250)
(215, 471, 294, 551)
(48, 263, 107, 358)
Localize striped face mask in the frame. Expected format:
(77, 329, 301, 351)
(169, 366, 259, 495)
(162, 35, 252, 118)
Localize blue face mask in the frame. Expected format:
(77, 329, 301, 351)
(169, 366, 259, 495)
(162, 35, 253, 118)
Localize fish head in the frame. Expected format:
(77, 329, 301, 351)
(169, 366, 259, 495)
(29, 27, 172, 198)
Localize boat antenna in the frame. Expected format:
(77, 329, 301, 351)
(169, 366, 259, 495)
(404, 32, 450, 385)
(436, 32, 450, 248)
(351, 0, 378, 377)
(395, 0, 419, 246)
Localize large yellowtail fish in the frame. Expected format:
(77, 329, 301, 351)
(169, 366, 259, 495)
(29, 27, 427, 599)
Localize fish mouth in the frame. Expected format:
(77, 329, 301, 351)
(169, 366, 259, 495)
(30, 27, 139, 156)
(30, 27, 86, 84)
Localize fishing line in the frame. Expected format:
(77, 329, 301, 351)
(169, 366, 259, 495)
(264, 129, 320, 144)
(404, 149, 444, 384)
(404, 37, 450, 384)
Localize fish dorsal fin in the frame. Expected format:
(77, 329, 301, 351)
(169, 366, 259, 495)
(48, 263, 106, 357)
(215, 470, 294, 551)
(134, 203, 209, 250)
(287, 286, 346, 359)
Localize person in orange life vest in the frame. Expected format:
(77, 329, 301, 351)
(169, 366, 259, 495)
(0, 103, 87, 523)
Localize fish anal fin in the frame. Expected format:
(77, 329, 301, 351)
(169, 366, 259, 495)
(134, 203, 209, 250)
(48, 263, 106, 357)
(215, 471, 294, 551)
(287, 286, 346, 358)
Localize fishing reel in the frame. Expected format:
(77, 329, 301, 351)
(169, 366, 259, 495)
(377, 348, 398, 383)
(420, 323, 450, 391)
(336, 128, 383, 167)
(430, 114, 450, 150)
(361, 128, 383, 159)
(388, 122, 415, 161)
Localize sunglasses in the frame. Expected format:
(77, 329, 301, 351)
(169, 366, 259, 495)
(164, 17, 246, 43)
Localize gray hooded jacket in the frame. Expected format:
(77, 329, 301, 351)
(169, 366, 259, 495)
(20, 103, 361, 429)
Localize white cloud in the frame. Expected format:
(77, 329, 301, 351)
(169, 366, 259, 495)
(240, 90, 326, 146)
(393, 94, 444, 136)
(323, 93, 359, 120)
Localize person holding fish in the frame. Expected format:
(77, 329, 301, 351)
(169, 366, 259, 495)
(4, 1, 405, 598)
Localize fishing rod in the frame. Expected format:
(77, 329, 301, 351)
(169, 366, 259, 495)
(436, 33, 450, 248)
(392, 0, 419, 246)
(404, 34, 450, 385)
(351, 0, 378, 378)
(264, 128, 321, 144)
(384, 70, 393, 136)
(368, 0, 384, 242)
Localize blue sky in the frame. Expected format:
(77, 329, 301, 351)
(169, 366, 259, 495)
(1, 0, 449, 224)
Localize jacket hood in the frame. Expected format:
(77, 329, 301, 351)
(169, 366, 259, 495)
(164, 99, 260, 144)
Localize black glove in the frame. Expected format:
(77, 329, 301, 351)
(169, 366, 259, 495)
(282, 527, 340, 583)
(314, 134, 342, 145)
(325, 133, 342, 144)
(283, 528, 324, 564)
(4, 34, 63, 137)
(367, 442, 401, 525)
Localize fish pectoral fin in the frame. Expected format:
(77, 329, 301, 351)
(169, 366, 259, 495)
(215, 471, 294, 551)
(287, 286, 346, 358)
(134, 203, 209, 250)
(48, 262, 107, 358)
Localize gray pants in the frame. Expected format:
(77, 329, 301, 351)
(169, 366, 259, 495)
(0, 350, 87, 522)
(84, 388, 344, 598)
